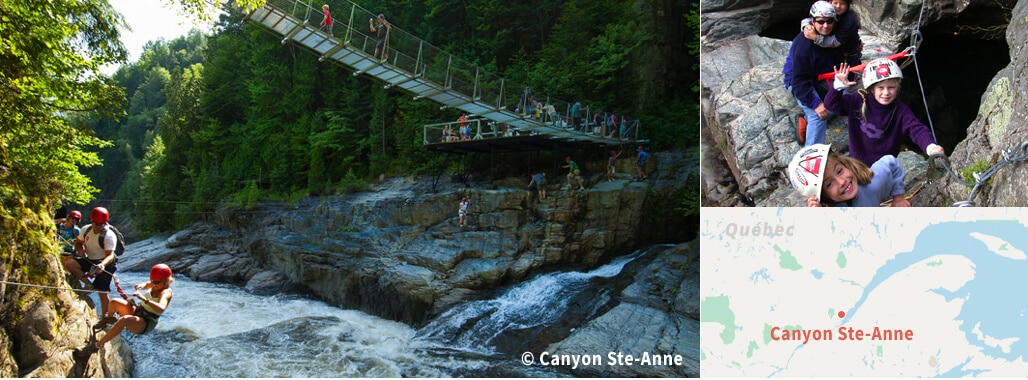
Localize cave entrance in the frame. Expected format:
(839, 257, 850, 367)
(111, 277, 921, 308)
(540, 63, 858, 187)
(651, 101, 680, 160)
(901, 31, 1009, 153)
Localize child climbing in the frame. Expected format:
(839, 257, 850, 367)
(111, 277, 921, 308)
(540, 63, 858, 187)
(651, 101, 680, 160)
(825, 59, 944, 167)
(788, 144, 909, 207)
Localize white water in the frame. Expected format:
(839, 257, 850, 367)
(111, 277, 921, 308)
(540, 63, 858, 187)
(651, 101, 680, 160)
(414, 252, 642, 351)
(111, 273, 498, 377)
(105, 250, 643, 377)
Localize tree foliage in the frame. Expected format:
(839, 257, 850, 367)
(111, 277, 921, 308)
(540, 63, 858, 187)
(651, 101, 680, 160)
(75, 0, 698, 235)
(0, 0, 129, 205)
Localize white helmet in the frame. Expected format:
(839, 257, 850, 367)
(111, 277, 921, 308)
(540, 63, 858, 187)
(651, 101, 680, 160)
(862, 58, 903, 89)
(788, 144, 831, 202)
(809, 1, 837, 19)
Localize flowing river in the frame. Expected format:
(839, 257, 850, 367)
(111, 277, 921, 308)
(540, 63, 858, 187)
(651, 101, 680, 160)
(99, 250, 645, 377)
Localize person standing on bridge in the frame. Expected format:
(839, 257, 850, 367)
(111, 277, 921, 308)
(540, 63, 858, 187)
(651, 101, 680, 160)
(607, 111, 619, 138)
(519, 87, 532, 115)
(319, 4, 333, 37)
(370, 14, 391, 60)
(458, 112, 471, 140)
(571, 101, 582, 131)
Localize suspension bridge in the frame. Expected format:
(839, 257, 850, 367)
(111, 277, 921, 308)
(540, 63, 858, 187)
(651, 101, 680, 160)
(231, 0, 642, 154)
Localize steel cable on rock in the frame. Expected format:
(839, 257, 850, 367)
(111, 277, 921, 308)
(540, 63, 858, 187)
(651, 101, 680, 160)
(926, 141, 1028, 206)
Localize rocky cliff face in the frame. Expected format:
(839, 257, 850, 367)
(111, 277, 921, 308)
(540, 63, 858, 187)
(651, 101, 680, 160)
(120, 150, 695, 325)
(113, 150, 698, 376)
(917, 0, 1028, 207)
(701, 0, 1025, 206)
(0, 197, 132, 376)
(1, 148, 696, 377)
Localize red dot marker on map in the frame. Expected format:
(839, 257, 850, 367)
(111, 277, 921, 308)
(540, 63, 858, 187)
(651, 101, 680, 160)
(838, 311, 845, 318)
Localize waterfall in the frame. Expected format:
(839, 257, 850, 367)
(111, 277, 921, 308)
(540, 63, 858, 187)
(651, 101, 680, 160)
(414, 250, 645, 352)
(114, 273, 492, 377)
(107, 249, 645, 377)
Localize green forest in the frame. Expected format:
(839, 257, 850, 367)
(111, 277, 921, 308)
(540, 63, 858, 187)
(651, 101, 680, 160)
(2, 0, 698, 237)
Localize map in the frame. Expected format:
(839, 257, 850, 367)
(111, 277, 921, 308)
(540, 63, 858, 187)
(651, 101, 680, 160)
(700, 208, 1028, 377)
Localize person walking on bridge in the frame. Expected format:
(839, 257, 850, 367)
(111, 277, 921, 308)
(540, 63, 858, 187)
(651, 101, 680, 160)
(319, 4, 333, 37)
(519, 87, 532, 115)
(571, 101, 582, 131)
(370, 14, 391, 60)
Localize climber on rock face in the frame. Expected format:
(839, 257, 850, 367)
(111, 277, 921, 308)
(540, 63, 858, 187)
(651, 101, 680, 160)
(823, 60, 943, 167)
(75, 264, 175, 359)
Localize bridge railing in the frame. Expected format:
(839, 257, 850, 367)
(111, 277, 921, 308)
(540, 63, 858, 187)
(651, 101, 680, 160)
(425, 119, 516, 144)
(256, 0, 641, 143)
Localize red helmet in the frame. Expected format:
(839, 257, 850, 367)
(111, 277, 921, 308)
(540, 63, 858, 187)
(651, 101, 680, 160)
(69, 210, 82, 221)
(91, 207, 109, 224)
(565, 156, 571, 162)
(150, 264, 173, 282)
(462, 197, 467, 201)
(637, 145, 643, 151)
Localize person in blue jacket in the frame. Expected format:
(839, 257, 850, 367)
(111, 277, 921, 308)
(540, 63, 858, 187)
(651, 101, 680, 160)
(800, 0, 862, 66)
(635, 146, 648, 180)
(783, 1, 840, 146)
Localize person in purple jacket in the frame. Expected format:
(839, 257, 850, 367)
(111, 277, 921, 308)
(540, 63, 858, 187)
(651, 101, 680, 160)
(825, 58, 944, 167)
(783, 1, 840, 146)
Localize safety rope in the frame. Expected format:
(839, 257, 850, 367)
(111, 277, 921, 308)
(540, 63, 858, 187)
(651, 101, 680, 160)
(908, 0, 938, 143)
(0, 279, 110, 295)
(879, 181, 926, 207)
(1, 263, 134, 299)
(925, 142, 1028, 206)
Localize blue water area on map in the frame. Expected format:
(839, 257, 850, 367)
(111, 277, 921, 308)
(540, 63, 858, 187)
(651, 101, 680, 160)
(842, 220, 1028, 375)
(810, 269, 823, 279)
(750, 268, 772, 284)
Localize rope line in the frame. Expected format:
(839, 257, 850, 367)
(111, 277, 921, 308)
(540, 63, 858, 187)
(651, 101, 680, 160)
(927, 142, 1028, 206)
(0, 279, 113, 295)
